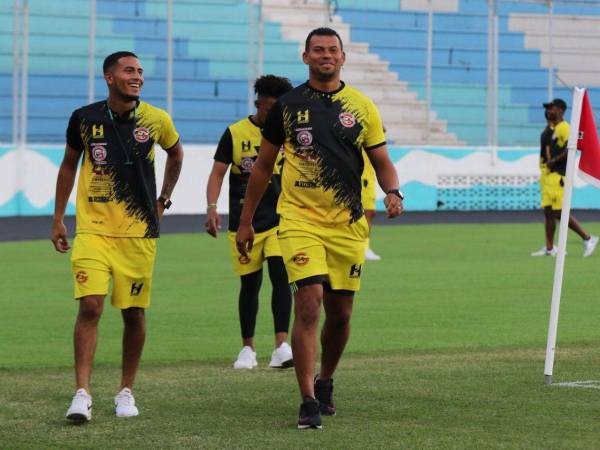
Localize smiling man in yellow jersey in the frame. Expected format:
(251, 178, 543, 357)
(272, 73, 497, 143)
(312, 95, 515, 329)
(235, 28, 403, 429)
(51, 51, 184, 422)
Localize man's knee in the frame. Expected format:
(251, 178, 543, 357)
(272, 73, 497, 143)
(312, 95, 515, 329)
(294, 287, 322, 328)
(77, 296, 104, 323)
(122, 307, 145, 328)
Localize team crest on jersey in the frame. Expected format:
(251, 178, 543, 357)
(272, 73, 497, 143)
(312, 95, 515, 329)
(238, 255, 251, 264)
(296, 130, 313, 146)
(241, 157, 255, 172)
(292, 252, 309, 266)
(76, 270, 88, 284)
(339, 112, 356, 128)
(91, 143, 107, 164)
(133, 126, 150, 143)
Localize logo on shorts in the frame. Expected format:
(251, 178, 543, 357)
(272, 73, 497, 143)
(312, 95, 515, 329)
(130, 282, 144, 296)
(349, 263, 362, 279)
(133, 126, 150, 143)
(238, 255, 251, 264)
(339, 112, 356, 128)
(292, 252, 309, 266)
(76, 270, 88, 284)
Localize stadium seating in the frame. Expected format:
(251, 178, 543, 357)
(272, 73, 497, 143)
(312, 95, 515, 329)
(335, 0, 600, 145)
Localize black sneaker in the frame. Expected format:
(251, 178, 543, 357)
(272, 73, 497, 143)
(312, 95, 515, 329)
(314, 376, 336, 416)
(297, 397, 322, 429)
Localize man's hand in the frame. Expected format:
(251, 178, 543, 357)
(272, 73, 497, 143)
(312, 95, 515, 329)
(384, 193, 403, 218)
(157, 201, 166, 220)
(235, 223, 255, 257)
(51, 220, 70, 253)
(205, 208, 221, 238)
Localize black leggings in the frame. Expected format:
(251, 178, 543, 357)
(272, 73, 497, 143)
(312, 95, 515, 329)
(239, 256, 292, 339)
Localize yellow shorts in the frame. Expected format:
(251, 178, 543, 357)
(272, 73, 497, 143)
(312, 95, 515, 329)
(71, 234, 157, 309)
(278, 216, 369, 292)
(541, 171, 564, 210)
(227, 227, 281, 276)
(361, 171, 376, 211)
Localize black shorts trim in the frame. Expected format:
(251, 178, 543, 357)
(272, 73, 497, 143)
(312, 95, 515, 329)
(290, 275, 324, 293)
(323, 282, 355, 297)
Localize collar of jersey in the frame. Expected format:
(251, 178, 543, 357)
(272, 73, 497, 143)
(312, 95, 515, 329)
(106, 100, 140, 120)
(305, 80, 345, 96)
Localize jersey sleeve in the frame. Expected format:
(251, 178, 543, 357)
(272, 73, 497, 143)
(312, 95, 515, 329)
(158, 111, 180, 150)
(66, 111, 84, 152)
(213, 128, 233, 164)
(363, 99, 386, 150)
(556, 122, 570, 148)
(261, 100, 285, 146)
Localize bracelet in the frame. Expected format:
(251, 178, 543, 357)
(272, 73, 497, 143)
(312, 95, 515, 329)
(207, 203, 217, 210)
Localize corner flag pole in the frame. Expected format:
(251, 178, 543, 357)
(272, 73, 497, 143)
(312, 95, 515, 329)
(543, 87, 585, 385)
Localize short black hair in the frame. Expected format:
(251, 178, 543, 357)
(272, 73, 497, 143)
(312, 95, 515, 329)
(103, 51, 138, 74)
(305, 27, 344, 52)
(254, 75, 293, 98)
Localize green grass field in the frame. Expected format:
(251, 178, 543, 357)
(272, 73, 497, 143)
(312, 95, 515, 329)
(2, 222, 600, 449)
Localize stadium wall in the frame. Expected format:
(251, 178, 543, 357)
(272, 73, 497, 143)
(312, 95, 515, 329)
(2, 144, 600, 217)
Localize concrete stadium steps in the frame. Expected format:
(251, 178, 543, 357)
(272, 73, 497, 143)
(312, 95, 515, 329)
(509, 13, 600, 87)
(262, 0, 461, 145)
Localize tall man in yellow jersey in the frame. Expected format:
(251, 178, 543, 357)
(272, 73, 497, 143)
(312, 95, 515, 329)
(236, 28, 403, 429)
(51, 51, 184, 422)
(205, 75, 294, 370)
(532, 98, 598, 257)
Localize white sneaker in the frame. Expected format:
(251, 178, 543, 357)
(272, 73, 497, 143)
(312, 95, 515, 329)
(66, 388, 92, 422)
(114, 388, 139, 417)
(365, 247, 381, 261)
(531, 246, 558, 256)
(583, 235, 599, 257)
(233, 346, 257, 369)
(269, 342, 293, 368)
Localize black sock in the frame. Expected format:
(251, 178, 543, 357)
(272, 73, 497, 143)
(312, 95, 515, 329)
(239, 269, 262, 339)
(267, 256, 292, 335)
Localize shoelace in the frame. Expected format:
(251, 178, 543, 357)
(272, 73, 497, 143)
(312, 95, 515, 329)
(116, 392, 134, 406)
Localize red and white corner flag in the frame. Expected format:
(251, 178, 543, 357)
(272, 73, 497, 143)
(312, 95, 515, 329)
(577, 91, 600, 188)
(544, 87, 587, 384)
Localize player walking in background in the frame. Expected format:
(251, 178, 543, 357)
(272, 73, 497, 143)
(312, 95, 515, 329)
(205, 75, 294, 370)
(235, 28, 403, 429)
(362, 153, 381, 261)
(51, 51, 184, 422)
(531, 98, 598, 257)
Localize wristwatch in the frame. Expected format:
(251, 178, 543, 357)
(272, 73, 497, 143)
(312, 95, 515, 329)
(386, 189, 404, 200)
(158, 196, 172, 209)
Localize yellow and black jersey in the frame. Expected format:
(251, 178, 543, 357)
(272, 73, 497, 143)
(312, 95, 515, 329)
(214, 116, 283, 233)
(550, 120, 569, 176)
(67, 100, 179, 238)
(262, 81, 385, 225)
(540, 125, 553, 165)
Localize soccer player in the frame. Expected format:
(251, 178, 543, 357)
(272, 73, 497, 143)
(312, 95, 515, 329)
(235, 27, 403, 429)
(531, 105, 557, 256)
(51, 51, 184, 422)
(531, 98, 598, 257)
(362, 154, 381, 261)
(205, 75, 294, 370)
